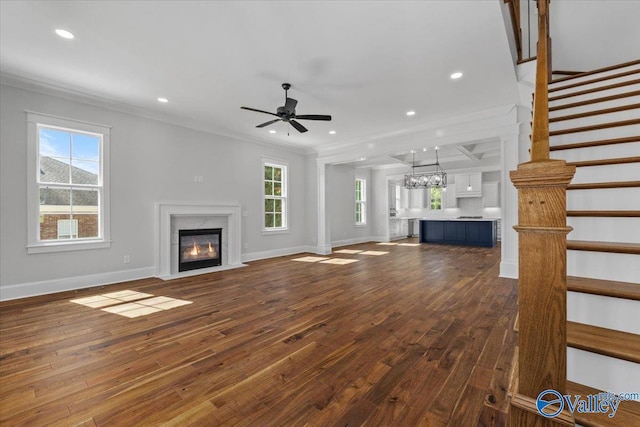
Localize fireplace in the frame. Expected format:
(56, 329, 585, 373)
(178, 228, 222, 272)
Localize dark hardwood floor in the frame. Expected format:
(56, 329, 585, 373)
(0, 240, 518, 426)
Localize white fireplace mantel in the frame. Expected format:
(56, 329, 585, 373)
(156, 202, 244, 279)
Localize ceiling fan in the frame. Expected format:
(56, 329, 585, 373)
(241, 83, 331, 133)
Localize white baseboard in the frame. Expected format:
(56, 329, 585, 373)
(241, 245, 316, 263)
(499, 261, 518, 279)
(331, 236, 377, 248)
(0, 266, 156, 301)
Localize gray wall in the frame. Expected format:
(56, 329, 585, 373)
(0, 84, 312, 293)
(328, 164, 373, 245)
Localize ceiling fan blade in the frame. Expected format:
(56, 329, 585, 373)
(284, 97, 298, 113)
(241, 106, 278, 117)
(256, 119, 281, 128)
(295, 114, 332, 121)
(289, 120, 308, 133)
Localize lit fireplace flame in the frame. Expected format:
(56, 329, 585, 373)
(208, 242, 214, 254)
(190, 241, 199, 256)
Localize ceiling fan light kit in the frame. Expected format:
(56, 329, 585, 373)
(404, 149, 448, 190)
(241, 83, 331, 134)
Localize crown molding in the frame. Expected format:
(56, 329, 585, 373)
(0, 72, 314, 156)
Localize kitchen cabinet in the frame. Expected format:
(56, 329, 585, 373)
(482, 182, 500, 207)
(400, 219, 409, 236)
(444, 186, 457, 208)
(401, 188, 427, 208)
(419, 219, 497, 247)
(400, 188, 410, 209)
(455, 173, 482, 198)
(410, 188, 427, 208)
(389, 219, 401, 238)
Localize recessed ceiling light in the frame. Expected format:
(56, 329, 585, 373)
(406, 111, 416, 116)
(157, 97, 169, 103)
(450, 72, 463, 80)
(359, 157, 366, 161)
(55, 29, 74, 39)
(269, 130, 276, 134)
(422, 148, 428, 152)
(329, 130, 336, 135)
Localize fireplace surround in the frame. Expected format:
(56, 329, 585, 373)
(156, 202, 243, 279)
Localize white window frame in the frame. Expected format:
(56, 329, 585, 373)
(262, 158, 288, 233)
(26, 112, 111, 254)
(355, 178, 367, 225)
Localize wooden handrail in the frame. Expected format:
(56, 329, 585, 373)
(504, 0, 523, 62)
(530, 0, 551, 161)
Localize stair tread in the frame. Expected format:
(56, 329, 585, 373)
(566, 156, 640, 167)
(549, 118, 640, 136)
(550, 103, 640, 123)
(549, 90, 640, 112)
(568, 276, 640, 301)
(567, 210, 640, 217)
(567, 321, 640, 363)
(567, 240, 640, 254)
(551, 59, 640, 84)
(567, 181, 640, 190)
(550, 136, 640, 151)
(567, 381, 640, 427)
(549, 79, 640, 102)
(549, 69, 640, 93)
(567, 210, 640, 218)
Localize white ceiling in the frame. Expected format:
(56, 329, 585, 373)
(0, 0, 519, 154)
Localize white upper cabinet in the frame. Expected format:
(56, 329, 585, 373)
(455, 173, 482, 197)
(444, 186, 457, 208)
(482, 182, 500, 207)
(410, 188, 427, 208)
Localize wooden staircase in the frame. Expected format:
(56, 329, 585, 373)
(548, 59, 640, 426)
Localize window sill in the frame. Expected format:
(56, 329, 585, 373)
(355, 223, 367, 227)
(27, 240, 112, 254)
(261, 228, 289, 236)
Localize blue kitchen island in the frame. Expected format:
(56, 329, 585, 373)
(419, 219, 497, 247)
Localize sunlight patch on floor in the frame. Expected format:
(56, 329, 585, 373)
(71, 291, 193, 318)
(376, 242, 398, 246)
(397, 243, 420, 247)
(320, 258, 359, 265)
(333, 249, 362, 254)
(359, 251, 389, 256)
(292, 256, 331, 262)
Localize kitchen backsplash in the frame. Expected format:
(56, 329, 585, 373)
(398, 197, 502, 219)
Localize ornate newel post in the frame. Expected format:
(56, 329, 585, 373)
(509, 159, 575, 426)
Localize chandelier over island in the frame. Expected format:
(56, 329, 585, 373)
(403, 149, 447, 190)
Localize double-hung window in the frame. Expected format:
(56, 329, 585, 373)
(355, 178, 366, 225)
(27, 112, 111, 253)
(263, 160, 288, 231)
(429, 187, 442, 211)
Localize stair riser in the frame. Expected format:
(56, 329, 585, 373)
(550, 73, 640, 97)
(568, 348, 640, 401)
(549, 124, 640, 145)
(550, 95, 640, 117)
(568, 251, 640, 283)
(551, 64, 640, 88)
(568, 187, 640, 210)
(568, 292, 640, 335)
(550, 83, 640, 107)
(571, 162, 640, 183)
(550, 141, 640, 161)
(549, 108, 640, 131)
(568, 217, 640, 244)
